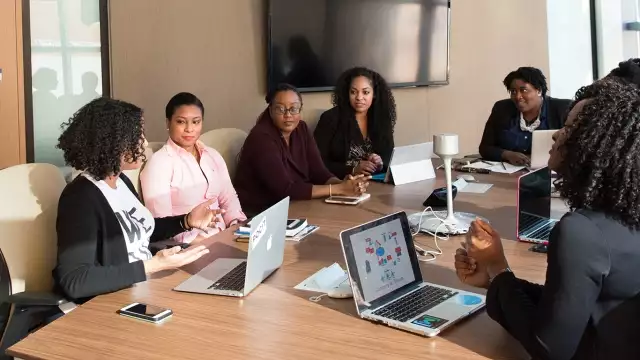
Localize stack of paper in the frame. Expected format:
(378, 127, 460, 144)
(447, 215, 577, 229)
(462, 161, 525, 174)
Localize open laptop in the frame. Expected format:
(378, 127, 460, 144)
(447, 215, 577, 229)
(339, 212, 485, 337)
(530, 130, 555, 169)
(374, 142, 435, 185)
(174, 197, 289, 297)
(516, 167, 557, 244)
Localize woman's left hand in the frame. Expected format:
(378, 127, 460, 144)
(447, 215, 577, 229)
(368, 153, 383, 170)
(187, 199, 226, 231)
(465, 219, 509, 277)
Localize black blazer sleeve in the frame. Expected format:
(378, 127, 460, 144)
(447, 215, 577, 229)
(486, 211, 609, 360)
(120, 173, 186, 243)
(314, 109, 353, 179)
(479, 100, 512, 161)
(54, 182, 148, 300)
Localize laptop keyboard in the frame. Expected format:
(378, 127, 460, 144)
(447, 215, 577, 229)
(373, 285, 457, 322)
(520, 213, 556, 241)
(207, 261, 246, 292)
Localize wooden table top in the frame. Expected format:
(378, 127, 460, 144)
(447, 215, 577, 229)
(9, 171, 552, 360)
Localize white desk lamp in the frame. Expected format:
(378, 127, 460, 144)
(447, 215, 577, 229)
(408, 134, 486, 235)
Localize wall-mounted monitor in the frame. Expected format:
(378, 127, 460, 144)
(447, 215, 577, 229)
(267, 0, 451, 92)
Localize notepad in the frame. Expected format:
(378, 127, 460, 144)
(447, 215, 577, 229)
(462, 161, 525, 174)
(453, 178, 493, 193)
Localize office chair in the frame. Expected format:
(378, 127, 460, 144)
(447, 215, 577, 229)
(0, 164, 68, 359)
(199, 128, 248, 178)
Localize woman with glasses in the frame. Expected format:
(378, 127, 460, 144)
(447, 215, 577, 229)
(234, 83, 370, 215)
(314, 67, 396, 178)
(479, 66, 571, 166)
(140, 92, 246, 244)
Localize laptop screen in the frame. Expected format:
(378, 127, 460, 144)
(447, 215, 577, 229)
(340, 212, 423, 311)
(517, 167, 552, 235)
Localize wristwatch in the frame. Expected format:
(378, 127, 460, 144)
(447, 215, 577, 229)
(489, 267, 512, 283)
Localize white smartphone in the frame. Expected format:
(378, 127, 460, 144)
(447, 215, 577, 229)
(117, 302, 173, 323)
(324, 193, 371, 205)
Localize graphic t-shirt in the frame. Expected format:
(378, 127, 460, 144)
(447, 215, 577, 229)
(84, 174, 155, 262)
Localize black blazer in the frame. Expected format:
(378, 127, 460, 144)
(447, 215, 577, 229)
(487, 210, 640, 359)
(314, 107, 394, 179)
(479, 97, 571, 160)
(54, 174, 185, 303)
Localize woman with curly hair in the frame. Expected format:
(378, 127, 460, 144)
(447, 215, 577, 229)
(479, 66, 571, 165)
(454, 59, 640, 359)
(314, 67, 396, 178)
(234, 83, 370, 215)
(55, 97, 229, 303)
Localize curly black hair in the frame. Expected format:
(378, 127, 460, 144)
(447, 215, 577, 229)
(332, 67, 396, 153)
(503, 67, 548, 97)
(557, 74, 640, 229)
(57, 97, 146, 180)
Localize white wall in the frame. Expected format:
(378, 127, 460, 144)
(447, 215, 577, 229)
(546, 0, 593, 99)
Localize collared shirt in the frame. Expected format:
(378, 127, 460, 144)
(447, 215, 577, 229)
(140, 138, 246, 243)
(498, 99, 550, 155)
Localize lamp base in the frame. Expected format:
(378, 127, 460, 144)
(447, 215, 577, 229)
(408, 211, 488, 236)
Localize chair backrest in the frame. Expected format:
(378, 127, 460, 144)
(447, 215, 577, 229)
(147, 141, 164, 153)
(0, 164, 66, 295)
(198, 128, 248, 178)
(68, 145, 154, 196)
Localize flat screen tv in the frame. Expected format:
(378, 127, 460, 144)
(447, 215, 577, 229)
(267, 0, 451, 92)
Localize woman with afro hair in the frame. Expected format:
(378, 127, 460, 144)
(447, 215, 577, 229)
(455, 59, 640, 360)
(314, 67, 396, 178)
(54, 97, 230, 303)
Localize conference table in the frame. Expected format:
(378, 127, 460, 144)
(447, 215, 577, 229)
(8, 170, 556, 360)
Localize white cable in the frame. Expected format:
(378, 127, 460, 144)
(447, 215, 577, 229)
(411, 206, 448, 262)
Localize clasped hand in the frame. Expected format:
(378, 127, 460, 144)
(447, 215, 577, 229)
(454, 219, 509, 289)
(354, 153, 383, 175)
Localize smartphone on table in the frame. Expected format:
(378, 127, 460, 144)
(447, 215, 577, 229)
(117, 302, 173, 323)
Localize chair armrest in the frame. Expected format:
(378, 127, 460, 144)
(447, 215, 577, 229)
(7, 291, 67, 306)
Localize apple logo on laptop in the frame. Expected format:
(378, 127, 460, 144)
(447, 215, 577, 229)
(266, 235, 273, 250)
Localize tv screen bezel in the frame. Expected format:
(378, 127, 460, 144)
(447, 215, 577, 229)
(266, 0, 451, 93)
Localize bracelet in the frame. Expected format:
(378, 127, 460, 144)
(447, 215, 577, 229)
(180, 214, 193, 231)
(489, 267, 512, 283)
(329, 184, 332, 197)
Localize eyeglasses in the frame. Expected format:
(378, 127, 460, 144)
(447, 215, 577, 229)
(272, 106, 302, 115)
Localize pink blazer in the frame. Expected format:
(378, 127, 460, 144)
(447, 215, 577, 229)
(140, 138, 246, 243)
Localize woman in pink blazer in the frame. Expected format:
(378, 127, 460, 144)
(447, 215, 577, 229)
(141, 92, 246, 244)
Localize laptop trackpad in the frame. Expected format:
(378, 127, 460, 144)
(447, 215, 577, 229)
(425, 302, 470, 322)
(174, 258, 244, 291)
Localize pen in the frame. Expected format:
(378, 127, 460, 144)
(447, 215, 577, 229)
(501, 162, 507, 170)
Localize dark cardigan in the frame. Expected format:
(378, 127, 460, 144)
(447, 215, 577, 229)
(479, 97, 571, 161)
(314, 106, 394, 179)
(54, 174, 185, 303)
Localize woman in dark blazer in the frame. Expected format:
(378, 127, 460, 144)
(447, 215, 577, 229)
(234, 83, 370, 215)
(479, 67, 571, 165)
(314, 67, 396, 178)
(456, 60, 640, 360)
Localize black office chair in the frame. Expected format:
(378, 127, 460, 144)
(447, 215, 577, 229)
(0, 248, 65, 360)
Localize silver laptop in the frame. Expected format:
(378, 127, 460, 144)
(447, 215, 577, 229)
(339, 212, 486, 337)
(530, 130, 555, 169)
(173, 197, 289, 297)
(517, 167, 557, 243)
